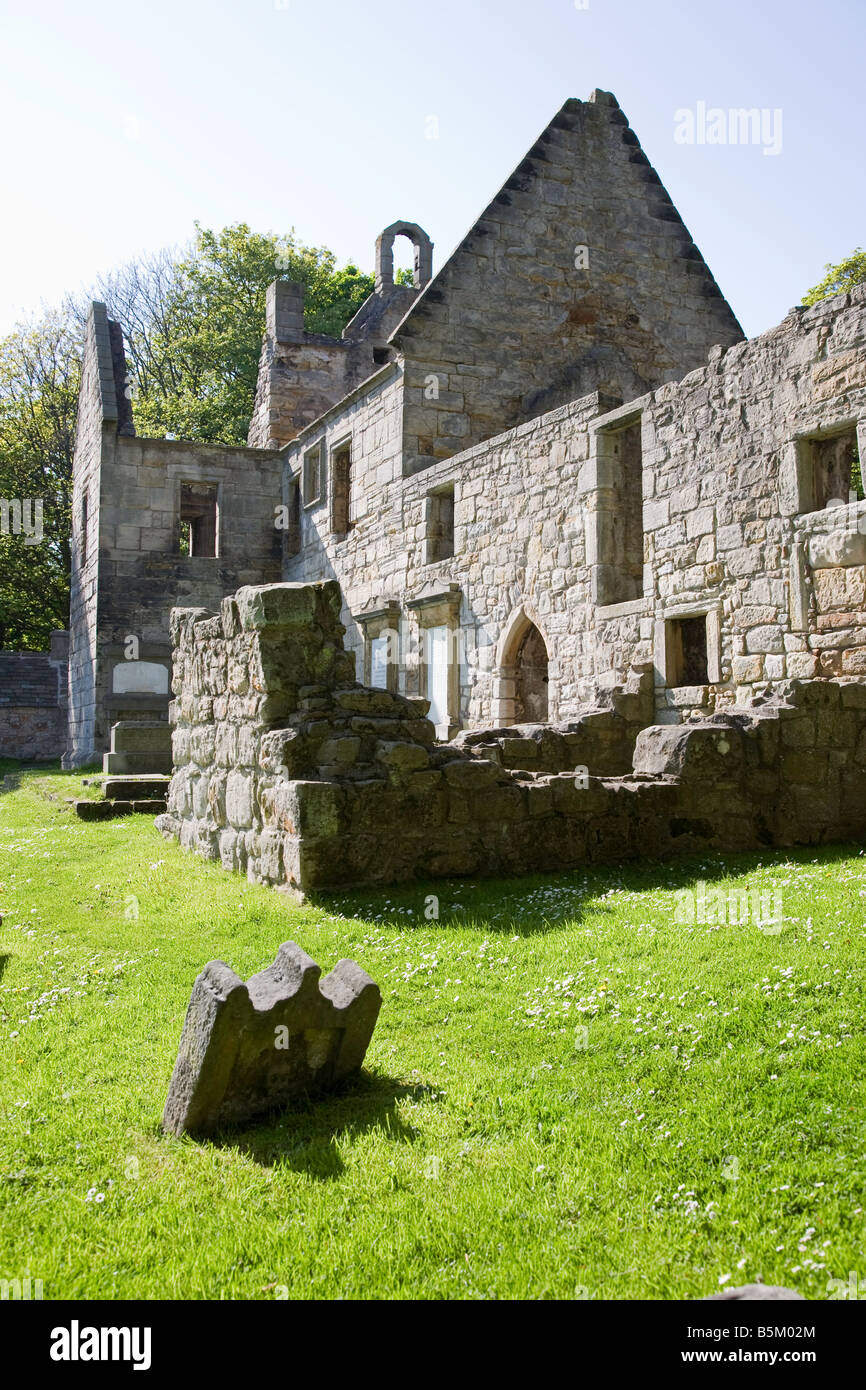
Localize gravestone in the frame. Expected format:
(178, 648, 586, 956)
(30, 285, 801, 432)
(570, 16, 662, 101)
(163, 941, 381, 1137)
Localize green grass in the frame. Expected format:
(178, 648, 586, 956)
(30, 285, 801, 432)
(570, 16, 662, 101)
(1, 761, 864, 1301)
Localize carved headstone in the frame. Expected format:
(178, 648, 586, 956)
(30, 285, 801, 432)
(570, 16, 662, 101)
(163, 942, 381, 1137)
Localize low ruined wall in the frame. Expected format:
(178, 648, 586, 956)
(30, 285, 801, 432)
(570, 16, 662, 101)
(0, 641, 68, 761)
(157, 582, 866, 893)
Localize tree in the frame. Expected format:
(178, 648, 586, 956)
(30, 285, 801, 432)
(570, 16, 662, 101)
(96, 224, 378, 445)
(0, 225, 389, 647)
(0, 309, 80, 649)
(802, 248, 866, 306)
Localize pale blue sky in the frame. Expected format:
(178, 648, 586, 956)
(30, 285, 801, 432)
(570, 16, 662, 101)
(1, 0, 863, 339)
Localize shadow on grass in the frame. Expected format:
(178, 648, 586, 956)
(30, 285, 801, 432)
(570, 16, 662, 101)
(308, 842, 863, 937)
(212, 1072, 429, 1179)
(0, 954, 10, 983)
(0, 760, 22, 792)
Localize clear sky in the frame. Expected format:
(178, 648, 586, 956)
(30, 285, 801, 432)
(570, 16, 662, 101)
(1, 0, 863, 339)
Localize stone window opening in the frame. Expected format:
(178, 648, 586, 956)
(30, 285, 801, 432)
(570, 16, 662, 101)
(357, 601, 401, 694)
(331, 439, 353, 536)
(374, 222, 434, 294)
(514, 623, 549, 722)
(494, 607, 555, 726)
(425, 485, 455, 563)
(666, 615, 709, 687)
(593, 415, 644, 606)
(796, 424, 865, 513)
(179, 483, 218, 558)
(80, 490, 89, 562)
(406, 583, 461, 739)
(285, 477, 301, 558)
(302, 444, 323, 508)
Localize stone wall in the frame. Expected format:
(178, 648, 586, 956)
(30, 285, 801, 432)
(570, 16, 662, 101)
(247, 275, 421, 452)
(0, 633, 68, 760)
(157, 582, 866, 895)
(282, 283, 866, 732)
(66, 304, 127, 766)
(65, 304, 284, 766)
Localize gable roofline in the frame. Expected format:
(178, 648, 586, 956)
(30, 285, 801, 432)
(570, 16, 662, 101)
(388, 89, 742, 347)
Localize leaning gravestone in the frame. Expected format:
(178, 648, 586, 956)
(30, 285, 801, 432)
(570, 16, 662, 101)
(163, 942, 381, 1137)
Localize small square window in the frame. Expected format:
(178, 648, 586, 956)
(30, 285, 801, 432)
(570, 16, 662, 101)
(797, 426, 863, 511)
(180, 483, 218, 557)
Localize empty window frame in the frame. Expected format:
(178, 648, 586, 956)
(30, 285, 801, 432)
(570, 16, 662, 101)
(80, 490, 89, 563)
(368, 631, 397, 690)
(798, 426, 863, 511)
(179, 483, 218, 557)
(666, 615, 709, 687)
(425, 485, 455, 563)
(331, 438, 353, 535)
(425, 624, 451, 736)
(302, 444, 323, 508)
(595, 417, 643, 605)
(284, 477, 301, 557)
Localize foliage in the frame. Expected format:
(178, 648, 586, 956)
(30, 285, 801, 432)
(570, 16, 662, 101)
(94, 224, 377, 446)
(0, 311, 80, 649)
(802, 248, 866, 306)
(0, 226, 384, 646)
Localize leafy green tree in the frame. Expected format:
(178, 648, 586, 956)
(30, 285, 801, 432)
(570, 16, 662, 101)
(0, 310, 80, 648)
(0, 224, 394, 646)
(802, 248, 866, 305)
(100, 225, 378, 445)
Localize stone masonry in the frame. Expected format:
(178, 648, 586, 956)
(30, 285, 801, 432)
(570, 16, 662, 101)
(0, 633, 68, 760)
(163, 940, 382, 1136)
(156, 580, 866, 894)
(60, 88, 866, 791)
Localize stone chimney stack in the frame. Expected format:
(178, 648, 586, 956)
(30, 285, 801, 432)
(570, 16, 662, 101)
(267, 280, 305, 343)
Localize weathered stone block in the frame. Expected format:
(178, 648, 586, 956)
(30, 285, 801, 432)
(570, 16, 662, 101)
(226, 770, 254, 828)
(376, 741, 430, 776)
(162, 942, 381, 1137)
(442, 759, 499, 789)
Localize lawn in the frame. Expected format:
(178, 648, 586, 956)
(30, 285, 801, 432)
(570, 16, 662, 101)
(1, 761, 864, 1301)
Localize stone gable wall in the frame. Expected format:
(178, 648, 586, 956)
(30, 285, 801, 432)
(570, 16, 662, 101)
(393, 92, 743, 472)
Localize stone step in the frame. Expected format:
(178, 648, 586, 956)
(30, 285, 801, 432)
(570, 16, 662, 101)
(103, 751, 173, 776)
(75, 798, 167, 820)
(102, 775, 171, 801)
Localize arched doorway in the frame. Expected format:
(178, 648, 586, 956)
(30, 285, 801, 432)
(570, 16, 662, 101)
(493, 606, 553, 726)
(514, 623, 549, 722)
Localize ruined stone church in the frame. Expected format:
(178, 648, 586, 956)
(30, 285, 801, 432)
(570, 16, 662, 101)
(52, 90, 865, 810)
